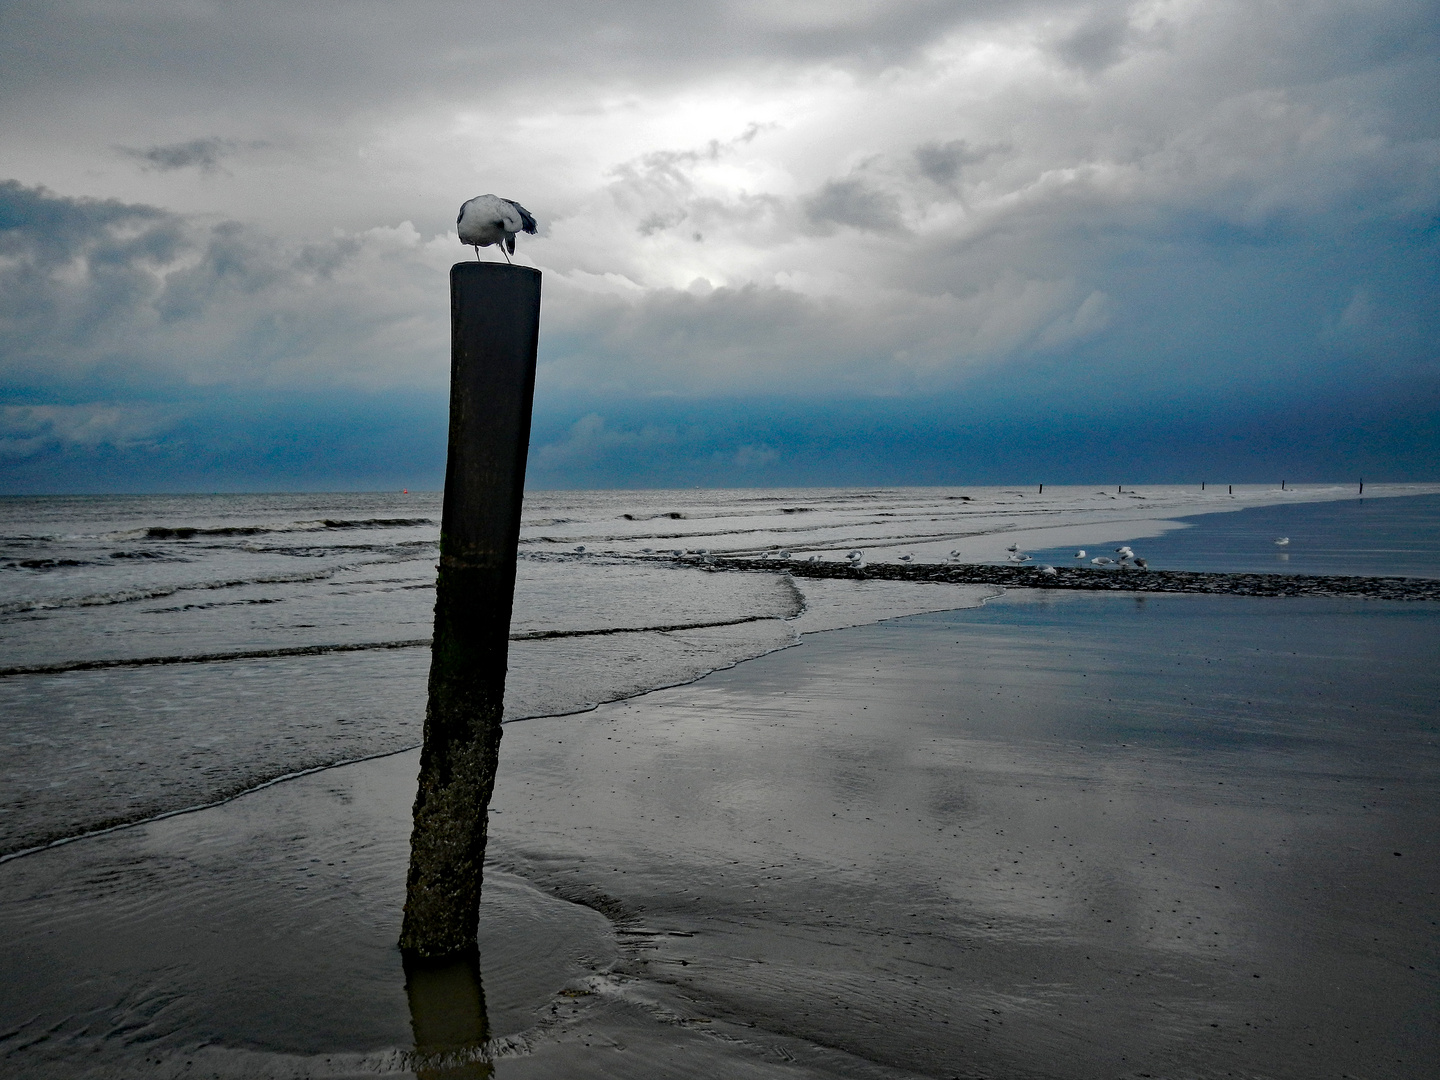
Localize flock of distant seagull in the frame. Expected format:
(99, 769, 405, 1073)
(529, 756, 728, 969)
(588, 536, 1295, 567)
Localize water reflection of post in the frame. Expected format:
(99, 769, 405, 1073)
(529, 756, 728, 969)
(405, 949, 493, 1079)
(399, 263, 541, 958)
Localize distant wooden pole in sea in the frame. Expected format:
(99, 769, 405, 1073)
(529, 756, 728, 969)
(1359, 479, 1364, 495)
(400, 262, 541, 959)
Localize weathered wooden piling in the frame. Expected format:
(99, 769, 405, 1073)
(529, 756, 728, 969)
(400, 262, 540, 958)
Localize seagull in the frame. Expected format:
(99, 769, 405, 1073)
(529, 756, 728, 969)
(457, 194, 537, 263)
(1134, 557, 1149, 571)
(1274, 537, 1290, 546)
(948, 549, 961, 559)
(1038, 564, 1058, 576)
(846, 550, 864, 561)
(1091, 556, 1114, 566)
(899, 553, 914, 562)
(778, 550, 792, 560)
(807, 554, 821, 562)
(1116, 546, 1134, 560)
(574, 545, 585, 553)
(1006, 543, 1019, 552)
(641, 547, 653, 554)
(1074, 550, 1087, 559)
(1007, 553, 1033, 562)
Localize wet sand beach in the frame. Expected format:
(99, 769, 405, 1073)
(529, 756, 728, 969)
(486, 591, 1440, 1079)
(3, 588, 1436, 1078)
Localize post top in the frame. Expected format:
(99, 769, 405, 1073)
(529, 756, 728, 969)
(451, 262, 541, 281)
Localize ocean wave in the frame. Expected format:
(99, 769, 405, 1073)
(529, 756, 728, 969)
(5, 550, 189, 573)
(2, 557, 90, 571)
(0, 638, 432, 678)
(104, 517, 437, 542)
(316, 517, 436, 530)
(0, 615, 793, 678)
(141, 525, 272, 539)
(617, 506, 818, 522)
(0, 567, 341, 616)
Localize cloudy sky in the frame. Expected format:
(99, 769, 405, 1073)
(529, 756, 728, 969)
(1, 0, 1436, 491)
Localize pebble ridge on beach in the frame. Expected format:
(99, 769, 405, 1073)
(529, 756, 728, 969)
(700, 556, 1440, 601)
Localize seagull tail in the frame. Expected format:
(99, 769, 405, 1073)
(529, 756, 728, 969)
(510, 202, 538, 234)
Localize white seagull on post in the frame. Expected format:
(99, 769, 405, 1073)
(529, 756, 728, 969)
(458, 194, 537, 263)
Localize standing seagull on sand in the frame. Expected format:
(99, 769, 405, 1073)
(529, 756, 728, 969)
(458, 195, 537, 263)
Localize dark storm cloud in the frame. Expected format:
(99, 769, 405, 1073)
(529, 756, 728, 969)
(0, 0, 1033, 113)
(804, 177, 906, 233)
(0, 181, 447, 398)
(913, 140, 1001, 188)
(0, 179, 179, 267)
(118, 137, 237, 173)
(1054, 4, 1134, 72)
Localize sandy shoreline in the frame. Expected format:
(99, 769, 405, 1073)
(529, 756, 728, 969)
(3, 586, 1437, 1077)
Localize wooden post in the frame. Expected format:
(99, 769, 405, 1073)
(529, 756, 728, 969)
(400, 263, 541, 958)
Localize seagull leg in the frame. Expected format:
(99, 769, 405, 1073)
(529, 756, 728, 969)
(472, 245, 480, 261)
(501, 245, 512, 264)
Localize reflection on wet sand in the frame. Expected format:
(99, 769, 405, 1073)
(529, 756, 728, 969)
(0, 749, 615, 1078)
(406, 949, 493, 1080)
(486, 592, 1440, 1079)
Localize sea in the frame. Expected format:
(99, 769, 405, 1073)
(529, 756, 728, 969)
(1, 485, 1437, 1078)
(4, 484, 1438, 860)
